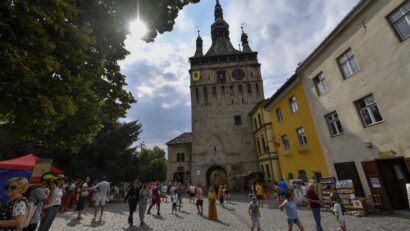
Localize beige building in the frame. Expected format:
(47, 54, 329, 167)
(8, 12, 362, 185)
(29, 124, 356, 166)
(166, 132, 192, 185)
(297, 0, 410, 210)
(250, 99, 281, 186)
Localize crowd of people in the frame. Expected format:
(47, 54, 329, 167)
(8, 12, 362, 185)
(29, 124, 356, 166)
(0, 175, 347, 231)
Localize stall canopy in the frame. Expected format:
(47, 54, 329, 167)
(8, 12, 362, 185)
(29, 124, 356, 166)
(0, 154, 63, 174)
(0, 154, 63, 204)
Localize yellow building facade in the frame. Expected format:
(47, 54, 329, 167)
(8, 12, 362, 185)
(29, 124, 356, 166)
(250, 100, 282, 186)
(265, 74, 328, 184)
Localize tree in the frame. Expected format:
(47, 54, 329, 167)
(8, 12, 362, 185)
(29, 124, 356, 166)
(137, 146, 167, 182)
(0, 0, 200, 153)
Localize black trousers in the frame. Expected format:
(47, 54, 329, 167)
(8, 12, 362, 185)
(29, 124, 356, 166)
(128, 201, 137, 224)
(147, 200, 160, 214)
(23, 223, 38, 231)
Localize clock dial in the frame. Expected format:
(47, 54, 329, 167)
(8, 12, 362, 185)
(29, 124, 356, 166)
(232, 68, 245, 80)
(192, 71, 201, 81)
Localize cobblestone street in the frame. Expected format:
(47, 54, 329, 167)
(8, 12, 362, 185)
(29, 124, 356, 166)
(51, 194, 410, 231)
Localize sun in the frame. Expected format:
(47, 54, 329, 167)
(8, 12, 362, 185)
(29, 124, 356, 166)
(129, 19, 148, 39)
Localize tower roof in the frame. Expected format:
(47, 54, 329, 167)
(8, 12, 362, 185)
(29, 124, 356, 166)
(205, 0, 240, 56)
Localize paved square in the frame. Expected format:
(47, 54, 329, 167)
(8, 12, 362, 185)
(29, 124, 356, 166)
(51, 194, 410, 230)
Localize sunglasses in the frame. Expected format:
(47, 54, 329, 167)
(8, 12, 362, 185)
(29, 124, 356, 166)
(4, 185, 19, 191)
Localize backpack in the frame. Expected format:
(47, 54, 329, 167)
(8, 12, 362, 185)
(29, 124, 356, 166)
(19, 185, 43, 228)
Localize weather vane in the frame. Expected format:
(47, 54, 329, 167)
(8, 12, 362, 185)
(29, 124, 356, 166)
(241, 23, 245, 32)
(196, 25, 200, 36)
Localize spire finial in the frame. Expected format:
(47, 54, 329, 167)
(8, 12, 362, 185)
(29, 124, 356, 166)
(196, 26, 200, 37)
(241, 23, 245, 33)
(216, 0, 220, 5)
(214, 0, 223, 19)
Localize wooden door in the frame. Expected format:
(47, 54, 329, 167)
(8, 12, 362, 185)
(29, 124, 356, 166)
(334, 162, 365, 197)
(361, 160, 391, 210)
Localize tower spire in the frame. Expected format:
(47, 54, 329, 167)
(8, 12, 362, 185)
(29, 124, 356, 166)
(214, 0, 223, 20)
(195, 27, 203, 57)
(241, 24, 253, 53)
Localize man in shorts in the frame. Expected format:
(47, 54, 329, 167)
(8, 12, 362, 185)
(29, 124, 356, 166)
(255, 182, 263, 207)
(92, 176, 110, 220)
(248, 196, 261, 231)
(195, 184, 204, 215)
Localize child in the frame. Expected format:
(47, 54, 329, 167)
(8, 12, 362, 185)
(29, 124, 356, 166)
(279, 193, 305, 231)
(171, 191, 178, 214)
(331, 195, 347, 231)
(248, 196, 261, 231)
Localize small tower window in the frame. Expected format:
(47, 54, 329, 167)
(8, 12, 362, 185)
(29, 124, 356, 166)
(217, 70, 226, 84)
(247, 84, 252, 96)
(229, 85, 234, 97)
(221, 86, 225, 96)
(203, 87, 208, 105)
(238, 84, 243, 96)
(234, 115, 242, 125)
(212, 86, 217, 98)
(195, 88, 200, 104)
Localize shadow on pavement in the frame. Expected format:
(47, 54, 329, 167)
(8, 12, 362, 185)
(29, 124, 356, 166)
(174, 213, 184, 219)
(66, 219, 81, 227)
(178, 210, 190, 214)
(122, 223, 154, 231)
(152, 214, 165, 220)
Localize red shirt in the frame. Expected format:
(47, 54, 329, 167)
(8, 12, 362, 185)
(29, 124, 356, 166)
(306, 189, 321, 208)
(218, 188, 225, 198)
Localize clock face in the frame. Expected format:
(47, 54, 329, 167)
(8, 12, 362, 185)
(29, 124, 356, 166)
(232, 68, 245, 80)
(192, 71, 201, 81)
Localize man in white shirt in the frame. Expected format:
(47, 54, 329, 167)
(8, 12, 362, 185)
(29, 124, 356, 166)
(92, 176, 110, 220)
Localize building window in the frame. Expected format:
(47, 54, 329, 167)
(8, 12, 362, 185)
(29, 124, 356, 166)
(313, 172, 322, 182)
(234, 115, 242, 126)
(176, 153, 185, 162)
(257, 114, 262, 126)
(298, 170, 307, 182)
(177, 167, 184, 172)
(203, 87, 208, 105)
(217, 70, 226, 84)
(256, 139, 261, 156)
(212, 86, 217, 98)
(238, 84, 243, 96)
(261, 136, 266, 153)
(266, 164, 271, 178)
(275, 107, 283, 123)
(288, 96, 298, 113)
(337, 48, 359, 79)
(195, 88, 199, 104)
(255, 83, 260, 96)
(326, 111, 344, 136)
(260, 165, 264, 175)
(313, 72, 328, 96)
(221, 86, 225, 96)
(355, 94, 384, 126)
(288, 173, 294, 180)
(254, 118, 258, 129)
(229, 85, 234, 97)
(281, 135, 290, 151)
(247, 84, 252, 96)
(296, 127, 307, 145)
(388, 1, 410, 41)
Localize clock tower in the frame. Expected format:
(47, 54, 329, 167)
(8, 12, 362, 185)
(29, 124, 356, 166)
(189, 0, 264, 188)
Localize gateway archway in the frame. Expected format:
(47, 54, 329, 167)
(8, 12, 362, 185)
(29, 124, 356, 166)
(206, 165, 227, 189)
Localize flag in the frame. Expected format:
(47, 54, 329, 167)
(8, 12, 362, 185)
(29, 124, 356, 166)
(273, 138, 281, 148)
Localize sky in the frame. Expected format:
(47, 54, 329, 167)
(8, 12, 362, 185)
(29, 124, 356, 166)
(119, 0, 360, 151)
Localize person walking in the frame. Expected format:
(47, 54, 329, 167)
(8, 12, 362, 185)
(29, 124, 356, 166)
(248, 196, 262, 231)
(224, 184, 231, 204)
(0, 177, 29, 231)
(277, 179, 288, 201)
(171, 190, 177, 215)
(38, 174, 64, 231)
(138, 184, 150, 226)
(255, 182, 263, 207)
(175, 183, 183, 210)
(196, 184, 204, 216)
(306, 183, 323, 231)
(92, 176, 110, 221)
(208, 187, 217, 220)
(331, 195, 347, 231)
(147, 183, 161, 216)
(279, 193, 305, 231)
(188, 184, 196, 204)
(124, 181, 140, 227)
(75, 178, 90, 220)
(217, 185, 225, 208)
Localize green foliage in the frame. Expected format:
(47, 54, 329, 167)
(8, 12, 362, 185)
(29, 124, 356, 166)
(138, 146, 167, 182)
(0, 0, 200, 153)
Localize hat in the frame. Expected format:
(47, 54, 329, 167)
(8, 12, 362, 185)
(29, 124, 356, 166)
(57, 174, 65, 180)
(41, 172, 58, 181)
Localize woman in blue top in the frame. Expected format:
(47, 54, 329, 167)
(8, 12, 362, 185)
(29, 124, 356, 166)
(279, 193, 305, 231)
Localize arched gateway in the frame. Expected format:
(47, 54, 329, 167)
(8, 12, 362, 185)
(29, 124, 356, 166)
(206, 165, 227, 188)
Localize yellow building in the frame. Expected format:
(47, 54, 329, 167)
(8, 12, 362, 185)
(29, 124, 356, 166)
(250, 100, 282, 186)
(265, 74, 328, 184)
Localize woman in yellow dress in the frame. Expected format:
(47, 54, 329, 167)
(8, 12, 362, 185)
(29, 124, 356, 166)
(208, 187, 217, 220)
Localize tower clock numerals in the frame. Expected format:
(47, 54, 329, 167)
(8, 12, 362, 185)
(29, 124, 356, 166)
(232, 68, 245, 80)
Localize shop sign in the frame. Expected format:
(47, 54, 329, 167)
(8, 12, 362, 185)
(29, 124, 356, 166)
(196, 169, 201, 176)
(370, 177, 381, 189)
(32, 159, 53, 178)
